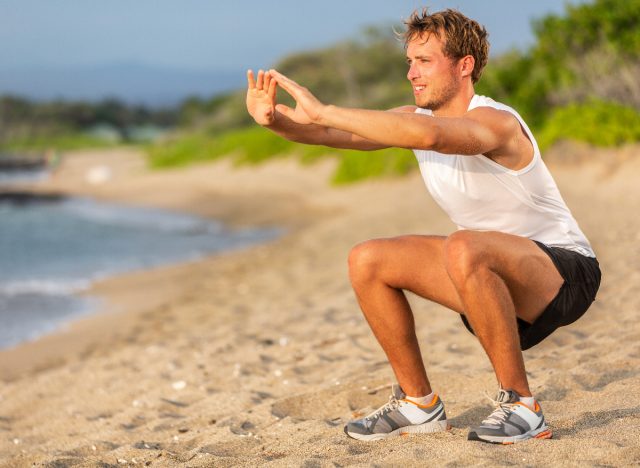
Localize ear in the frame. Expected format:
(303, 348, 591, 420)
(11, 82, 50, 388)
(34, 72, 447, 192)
(459, 55, 475, 79)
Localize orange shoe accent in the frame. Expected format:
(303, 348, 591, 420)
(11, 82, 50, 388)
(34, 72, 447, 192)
(534, 430, 553, 440)
(514, 401, 539, 412)
(402, 394, 439, 408)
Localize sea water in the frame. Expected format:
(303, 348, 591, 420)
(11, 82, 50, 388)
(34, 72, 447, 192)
(0, 195, 280, 349)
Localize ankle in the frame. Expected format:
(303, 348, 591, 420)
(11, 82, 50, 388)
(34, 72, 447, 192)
(405, 391, 436, 406)
(518, 395, 535, 410)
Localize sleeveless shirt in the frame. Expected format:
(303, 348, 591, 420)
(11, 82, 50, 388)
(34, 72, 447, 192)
(413, 94, 595, 257)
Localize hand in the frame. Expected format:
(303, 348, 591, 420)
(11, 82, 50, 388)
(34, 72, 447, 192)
(246, 69, 277, 126)
(269, 69, 326, 125)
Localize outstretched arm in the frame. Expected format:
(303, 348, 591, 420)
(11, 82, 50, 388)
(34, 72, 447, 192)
(269, 69, 523, 157)
(245, 69, 412, 151)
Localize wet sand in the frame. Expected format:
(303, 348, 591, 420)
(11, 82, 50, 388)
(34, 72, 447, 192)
(0, 145, 638, 467)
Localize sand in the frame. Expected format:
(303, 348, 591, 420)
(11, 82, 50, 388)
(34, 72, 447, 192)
(0, 145, 638, 467)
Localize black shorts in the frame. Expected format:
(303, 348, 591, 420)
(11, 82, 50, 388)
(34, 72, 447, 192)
(460, 241, 602, 350)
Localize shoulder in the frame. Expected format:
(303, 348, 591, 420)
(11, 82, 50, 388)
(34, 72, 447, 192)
(387, 105, 419, 114)
(467, 95, 526, 130)
(464, 106, 522, 137)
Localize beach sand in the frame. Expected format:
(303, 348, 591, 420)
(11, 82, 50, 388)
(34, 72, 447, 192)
(0, 145, 638, 467)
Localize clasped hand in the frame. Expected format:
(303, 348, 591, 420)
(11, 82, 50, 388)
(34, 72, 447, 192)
(246, 69, 326, 126)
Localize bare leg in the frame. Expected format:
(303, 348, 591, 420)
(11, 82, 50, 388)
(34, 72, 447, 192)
(348, 236, 462, 397)
(444, 230, 563, 396)
(348, 231, 563, 397)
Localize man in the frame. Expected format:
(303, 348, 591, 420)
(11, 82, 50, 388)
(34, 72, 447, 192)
(245, 8, 601, 444)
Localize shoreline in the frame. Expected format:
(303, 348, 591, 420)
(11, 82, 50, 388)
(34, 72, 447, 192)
(0, 148, 339, 381)
(1, 145, 639, 466)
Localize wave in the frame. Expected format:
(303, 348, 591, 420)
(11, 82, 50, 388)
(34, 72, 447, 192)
(0, 279, 92, 296)
(0, 169, 49, 185)
(61, 198, 224, 234)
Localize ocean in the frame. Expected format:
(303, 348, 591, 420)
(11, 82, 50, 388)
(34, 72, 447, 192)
(0, 182, 280, 349)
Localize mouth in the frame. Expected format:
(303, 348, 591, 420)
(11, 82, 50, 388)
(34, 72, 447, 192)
(413, 85, 426, 94)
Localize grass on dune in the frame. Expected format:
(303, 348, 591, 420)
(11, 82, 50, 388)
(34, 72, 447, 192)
(537, 99, 640, 151)
(0, 133, 115, 152)
(148, 126, 417, 184)
(148, 96, 640, 185)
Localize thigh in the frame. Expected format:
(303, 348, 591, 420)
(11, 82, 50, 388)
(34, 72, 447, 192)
(446, 230, 564, 323)
(362, 235, 464, 313)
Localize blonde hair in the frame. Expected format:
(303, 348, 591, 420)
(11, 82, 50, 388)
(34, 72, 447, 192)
(403, 8, 489, 83)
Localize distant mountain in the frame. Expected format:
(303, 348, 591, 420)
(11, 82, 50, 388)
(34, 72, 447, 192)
(0, 63, 244, 107)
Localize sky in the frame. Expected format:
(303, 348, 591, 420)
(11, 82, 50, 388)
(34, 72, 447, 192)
(0, 1, 583, 104)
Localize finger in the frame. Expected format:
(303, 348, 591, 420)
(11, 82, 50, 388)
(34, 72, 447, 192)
(264, 72, 271, 91)
(247, 69, 255, 89)
(269, 69, 295, 85)
(269, 69, 302, 95)
(267, 74, 277, 100)
(275, 103, 295, 119)
(256, 69, 265, 90)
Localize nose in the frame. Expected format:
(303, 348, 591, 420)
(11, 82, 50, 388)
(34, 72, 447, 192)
(407, 62, 420, 81)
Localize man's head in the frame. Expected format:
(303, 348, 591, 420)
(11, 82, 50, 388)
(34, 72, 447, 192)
(403, 8, 489, 110)
(403, 8, 489, 83)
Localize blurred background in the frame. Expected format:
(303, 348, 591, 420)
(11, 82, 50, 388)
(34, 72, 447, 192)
(1, 0, 639, 348)
(5, 0, 640, 177)
(3, 0, 639, 181)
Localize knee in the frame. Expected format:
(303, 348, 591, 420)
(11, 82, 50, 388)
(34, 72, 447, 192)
(348, 239, 385, 286)
(444, 231, 489, 283)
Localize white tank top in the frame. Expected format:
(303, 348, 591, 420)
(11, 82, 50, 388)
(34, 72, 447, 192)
(413, 95, 595, 257)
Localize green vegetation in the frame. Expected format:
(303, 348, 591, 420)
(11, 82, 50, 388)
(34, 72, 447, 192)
(148, 127, 292, 168)
(0, 96, 178, 151)
(4, 0, 639, 181)
(149, 0, 640, 183)
(330, 148, 415, 185)
(477, 0, 640, 130)
(149, 125, 415, 184)
(148, 25, 417, 184)
(1, 132, 115, 152)
(537, 100, 640, 151)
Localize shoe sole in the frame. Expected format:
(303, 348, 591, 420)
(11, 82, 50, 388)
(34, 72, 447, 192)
(345, 419, 450, 441)
(468, 426, 552, 444)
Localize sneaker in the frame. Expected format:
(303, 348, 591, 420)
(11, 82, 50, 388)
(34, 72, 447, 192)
(468, 388, 553, 444)
(344, 384, 448, 441)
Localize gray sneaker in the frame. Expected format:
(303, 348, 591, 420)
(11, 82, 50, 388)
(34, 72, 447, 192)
(344, 384, 448, 441)
(468, 389, 552, 444)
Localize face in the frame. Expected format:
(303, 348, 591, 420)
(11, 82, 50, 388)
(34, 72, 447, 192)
(406, 33, 462, 110)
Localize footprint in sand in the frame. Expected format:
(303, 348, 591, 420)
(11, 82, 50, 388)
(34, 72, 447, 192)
(535, 385, 569, 402)
(132, 440, 163, 450)
(447, 405, 489, 429)
(572, 367, 640, 391)
(553, 406, 640, 438)
(270, 384, 392, 423)
(199, 437, 260, 457)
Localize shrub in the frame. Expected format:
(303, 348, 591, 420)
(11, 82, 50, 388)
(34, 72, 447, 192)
(331, 148, 415, 185)
(537, 99, 640, 151)
(147, 127, 417, 184)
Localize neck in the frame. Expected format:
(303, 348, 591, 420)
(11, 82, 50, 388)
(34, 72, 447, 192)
(433, 81, 475, 117)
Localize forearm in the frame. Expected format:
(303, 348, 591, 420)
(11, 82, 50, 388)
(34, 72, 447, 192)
(265, 111, 387, 150)
(317, 106, 439, 150)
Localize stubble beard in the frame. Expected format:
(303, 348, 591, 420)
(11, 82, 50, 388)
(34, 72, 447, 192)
(416, 69, 461, 111)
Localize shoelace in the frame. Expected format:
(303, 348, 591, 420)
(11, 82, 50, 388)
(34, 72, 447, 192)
(365, 393, 400, 422)
(481, 392, 515, 426)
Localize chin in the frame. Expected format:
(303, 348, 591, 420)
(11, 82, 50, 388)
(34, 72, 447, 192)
(414, 98, 429, 109)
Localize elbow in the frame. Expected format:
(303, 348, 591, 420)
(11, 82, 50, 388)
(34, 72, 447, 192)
(414, 129, 440, 151)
